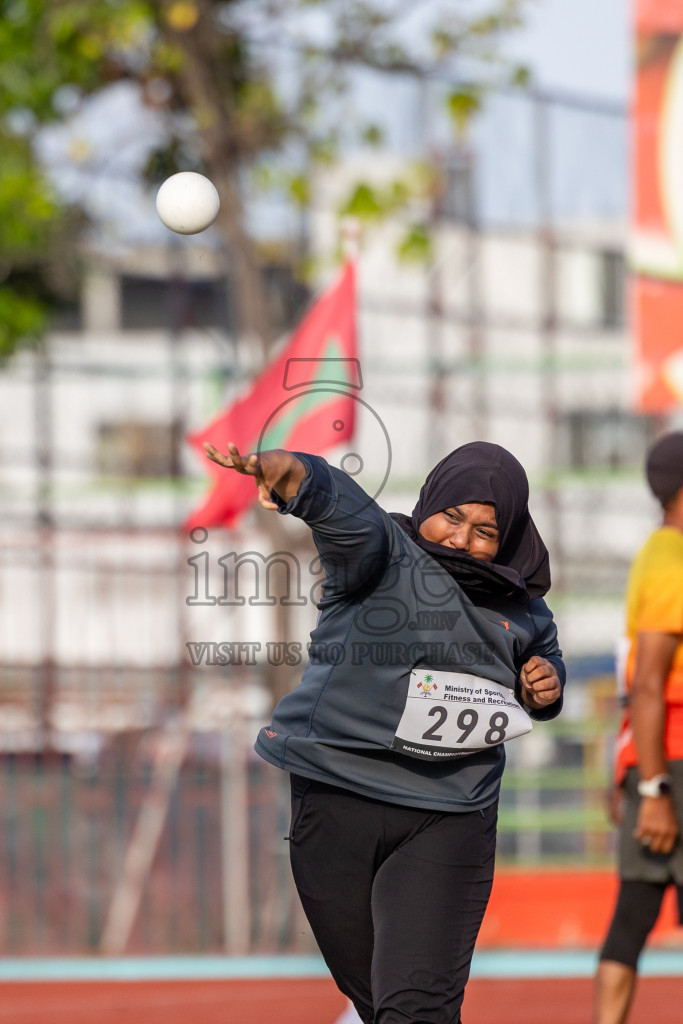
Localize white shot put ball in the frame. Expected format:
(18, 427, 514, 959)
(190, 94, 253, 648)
(155, 172, 220, 235)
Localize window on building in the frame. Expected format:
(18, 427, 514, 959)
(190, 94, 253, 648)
(96, 420, 183, 478)
(48, 296, 83, 332)
(557, 410, 658, 471)
(119, 265, 310, 335)
(120, 276, 233, 332)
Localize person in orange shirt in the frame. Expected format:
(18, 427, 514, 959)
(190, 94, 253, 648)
(594, 432, 683, 1024)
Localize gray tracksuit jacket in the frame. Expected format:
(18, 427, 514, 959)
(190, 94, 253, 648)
(255, 455, 565, 811)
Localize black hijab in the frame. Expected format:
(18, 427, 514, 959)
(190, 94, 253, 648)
(390, 441, 551, 602)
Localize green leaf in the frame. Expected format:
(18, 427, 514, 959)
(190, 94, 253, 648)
(432, 28, 459, 60)
(309, 136, 338, 165)
(339, 182, 383, 222)
(510, 63, 532, 87)
(288, 173, 310, 207)
(360, 123, 383, 147)
(384, 178, 410, 212)
(0, 286, 47, 355)
(446, 86, 482, 137)
(397, 224, 432, 265)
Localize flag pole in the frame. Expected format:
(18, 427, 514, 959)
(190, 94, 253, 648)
(340, 216, 362, 264)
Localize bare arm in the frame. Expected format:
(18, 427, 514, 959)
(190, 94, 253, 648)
(630, 630, 680, 854)
(203, 442, 306, 508)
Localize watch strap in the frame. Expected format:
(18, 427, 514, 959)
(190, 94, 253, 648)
(637, 774, 672, 798)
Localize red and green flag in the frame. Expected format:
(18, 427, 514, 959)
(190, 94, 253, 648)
(185, 261, 358, 530)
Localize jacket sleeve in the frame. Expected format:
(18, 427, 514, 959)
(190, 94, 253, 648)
(272, 453, 399, 601)
(517, 598, 566, 721)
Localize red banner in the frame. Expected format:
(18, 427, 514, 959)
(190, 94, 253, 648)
(185, 262, 359, 530)
(633, 2, 683, 411)
(636, 0, 683, 34)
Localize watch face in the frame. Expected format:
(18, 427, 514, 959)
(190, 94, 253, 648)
(658, 779, 672, 796)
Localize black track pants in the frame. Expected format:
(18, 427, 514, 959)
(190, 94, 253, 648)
(288, 775, 498, 1024)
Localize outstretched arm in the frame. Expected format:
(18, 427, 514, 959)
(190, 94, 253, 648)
(203, 442, 306, 509)
(205, 444, 395, 600)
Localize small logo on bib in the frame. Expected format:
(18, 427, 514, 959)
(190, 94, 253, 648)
(417, 674, 437, 696)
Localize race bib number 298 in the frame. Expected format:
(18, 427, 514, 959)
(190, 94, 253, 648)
(391, 669, 532, 761)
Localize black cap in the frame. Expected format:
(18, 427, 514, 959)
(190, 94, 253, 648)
(646, 432, 683, 506)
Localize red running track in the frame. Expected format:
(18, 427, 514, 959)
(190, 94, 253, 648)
(2, 976, 683, 1024)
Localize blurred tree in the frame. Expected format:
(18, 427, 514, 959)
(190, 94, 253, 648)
(1, 0, 531, 708)
(0, 0, 530, 354)
(0, 122, 83, 355)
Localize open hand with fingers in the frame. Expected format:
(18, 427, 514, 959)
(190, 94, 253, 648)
(203, 441, 306, 508)
(633, 795, 679, 855)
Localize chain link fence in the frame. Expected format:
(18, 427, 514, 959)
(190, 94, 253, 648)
(0, 80, 648, 954)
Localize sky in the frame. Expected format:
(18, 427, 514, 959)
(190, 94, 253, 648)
(507, 0, 631, 103)
(35, 0, 634, 245)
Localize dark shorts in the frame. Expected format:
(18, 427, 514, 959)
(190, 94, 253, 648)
(619, 761, 683, 884)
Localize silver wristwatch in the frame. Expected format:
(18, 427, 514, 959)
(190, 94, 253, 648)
(637, 774, 672, 798)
